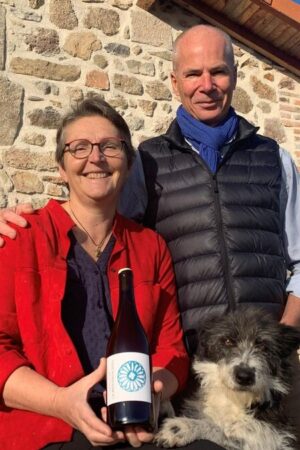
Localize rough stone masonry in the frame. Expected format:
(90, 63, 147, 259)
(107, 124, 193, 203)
(0, 0, 299, 207)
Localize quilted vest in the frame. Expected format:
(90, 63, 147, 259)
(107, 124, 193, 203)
(139, 117, 286, 335)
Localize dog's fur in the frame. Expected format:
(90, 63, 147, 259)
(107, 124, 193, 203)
(155, 307, 300, 450)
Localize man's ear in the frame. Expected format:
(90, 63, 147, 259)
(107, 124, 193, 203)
(170, 71, 180, 101)
(233, 64, 238, 89)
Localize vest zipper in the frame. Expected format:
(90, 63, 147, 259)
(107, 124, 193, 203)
(211, 174, 236, 312)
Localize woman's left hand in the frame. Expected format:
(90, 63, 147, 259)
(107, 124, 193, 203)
(121, 378, 164, 447)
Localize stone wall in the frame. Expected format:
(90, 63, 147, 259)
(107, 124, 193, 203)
(0, 0, 299, 208)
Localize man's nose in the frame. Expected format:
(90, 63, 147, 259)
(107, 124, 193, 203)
(200, 73, 214, 92)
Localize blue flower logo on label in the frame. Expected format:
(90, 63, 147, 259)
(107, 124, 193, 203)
(117, 360, 146, 392)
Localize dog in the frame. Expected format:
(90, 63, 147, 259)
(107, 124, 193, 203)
(155, 307, 300, 450)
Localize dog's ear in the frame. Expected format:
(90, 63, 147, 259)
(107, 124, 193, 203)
(279, 323, 300, 357)
(184, 329, 199, 356)
(183, 328, 209, 357)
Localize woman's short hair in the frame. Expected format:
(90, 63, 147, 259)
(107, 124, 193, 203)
(56, 96, 136, 168)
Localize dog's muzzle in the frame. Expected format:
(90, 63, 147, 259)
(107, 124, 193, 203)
(234, 364, 256, 387)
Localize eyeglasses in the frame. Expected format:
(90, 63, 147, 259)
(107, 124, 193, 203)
(64, 137, 125, 159)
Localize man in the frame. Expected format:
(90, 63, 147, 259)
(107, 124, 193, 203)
(1, 23, 300, 442)
(143, 25, 300, 326)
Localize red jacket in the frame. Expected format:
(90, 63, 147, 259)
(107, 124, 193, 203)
(0, 200, 188, 450)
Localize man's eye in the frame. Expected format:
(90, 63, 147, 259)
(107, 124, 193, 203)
(212, 69, 227, 76)
(186, 72, 198, 78)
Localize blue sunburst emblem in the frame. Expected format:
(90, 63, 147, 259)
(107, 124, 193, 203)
(117, 360, 146, 392)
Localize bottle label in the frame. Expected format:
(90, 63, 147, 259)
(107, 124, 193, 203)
(107, 352, 151, 405)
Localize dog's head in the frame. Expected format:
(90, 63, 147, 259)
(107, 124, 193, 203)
(193, 307, 300, 402)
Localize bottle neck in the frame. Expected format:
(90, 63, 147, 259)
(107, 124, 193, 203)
(119, 269, 135, 306)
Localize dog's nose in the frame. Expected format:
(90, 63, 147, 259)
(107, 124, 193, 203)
(234, 365, 255, 386)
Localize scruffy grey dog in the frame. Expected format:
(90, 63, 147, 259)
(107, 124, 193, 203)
(155, 307, 300, 450)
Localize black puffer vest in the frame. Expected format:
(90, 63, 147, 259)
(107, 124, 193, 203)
(139, 117, 286, 335)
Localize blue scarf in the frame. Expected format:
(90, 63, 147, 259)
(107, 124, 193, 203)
(176, 105, 239, 173)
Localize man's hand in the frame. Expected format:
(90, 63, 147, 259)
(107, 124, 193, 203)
(0, 203, 34, 246)
(281, 294, 300, 328)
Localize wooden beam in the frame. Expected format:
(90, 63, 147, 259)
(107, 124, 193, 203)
(172, 0, 300, 77)
(251, 0, 300, 28)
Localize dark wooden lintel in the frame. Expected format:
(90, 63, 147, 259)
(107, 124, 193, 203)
(173, 0, 300, 78)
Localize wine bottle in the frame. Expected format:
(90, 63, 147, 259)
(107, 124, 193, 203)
(106, 268, 153, 430)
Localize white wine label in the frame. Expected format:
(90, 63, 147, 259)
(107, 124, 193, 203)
(107, 352, 151, 405)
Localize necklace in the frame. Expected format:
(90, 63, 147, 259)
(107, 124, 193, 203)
(68, 202, 111, 258)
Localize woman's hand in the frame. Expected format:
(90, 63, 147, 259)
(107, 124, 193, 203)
(0, 203, 33, 246)
(53, 359, 125, 447)
(121, 376, 167, 447)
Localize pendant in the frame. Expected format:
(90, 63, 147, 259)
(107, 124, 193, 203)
(95, 247, 101, 258)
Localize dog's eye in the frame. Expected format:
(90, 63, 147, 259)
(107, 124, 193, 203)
(223, 338, 235, 347)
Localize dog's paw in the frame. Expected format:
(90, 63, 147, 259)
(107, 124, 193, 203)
(154, 417, 192, 448)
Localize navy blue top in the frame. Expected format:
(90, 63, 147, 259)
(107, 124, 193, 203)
(62, 232, 116, 392)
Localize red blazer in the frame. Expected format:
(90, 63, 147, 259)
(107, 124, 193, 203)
(0, 200, 188, 450)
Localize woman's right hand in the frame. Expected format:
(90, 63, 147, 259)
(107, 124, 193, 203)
(0, 203, 33, 246)
(52, 358, 125, 447)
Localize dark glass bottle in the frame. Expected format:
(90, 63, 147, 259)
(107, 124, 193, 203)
(106, 268, 152, 431)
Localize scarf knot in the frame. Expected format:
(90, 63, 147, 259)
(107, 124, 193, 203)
(176, 106, 239, 173)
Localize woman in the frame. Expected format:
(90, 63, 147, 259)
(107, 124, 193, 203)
(0, 97, 189, 450)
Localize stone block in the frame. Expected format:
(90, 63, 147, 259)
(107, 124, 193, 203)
(108, 95, 128, 110)
(250, 75, 277, 102)
(28, 0, 45, 8)
(138, 99, 157, 116)
(125, 113, 144, 131)
(12, 171, 44, 194)
(145, 80, 171, 100)
(63, 32, 101, 60)
(111, 0, 133, 10)
(279, 77, 296, 90)
(0, 170, 13, 193)
(85, 70, 110, 90)
(257, 102, 271, 114)
(27, 106, 61, 129)
(113, 74, 143, 95)
(131, 10, 172, 49)
(264, 118, 286, 144)
(0, 6, 5, 70)
(11, 7, 42, 22)
(232, 87, 253, 114)
(25, 28, 60, 55)
(104, 43, 130, 57)
(93, 54, 108, 69)
(149, 51, 172, 61)
(84, 7, 120, 35)
(4, 148, 57, 170)
(0, 76, 24, 145)
(49, 0, 78, 29)
(23, 133, 46, 146)
(10, 57, 81, 82)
